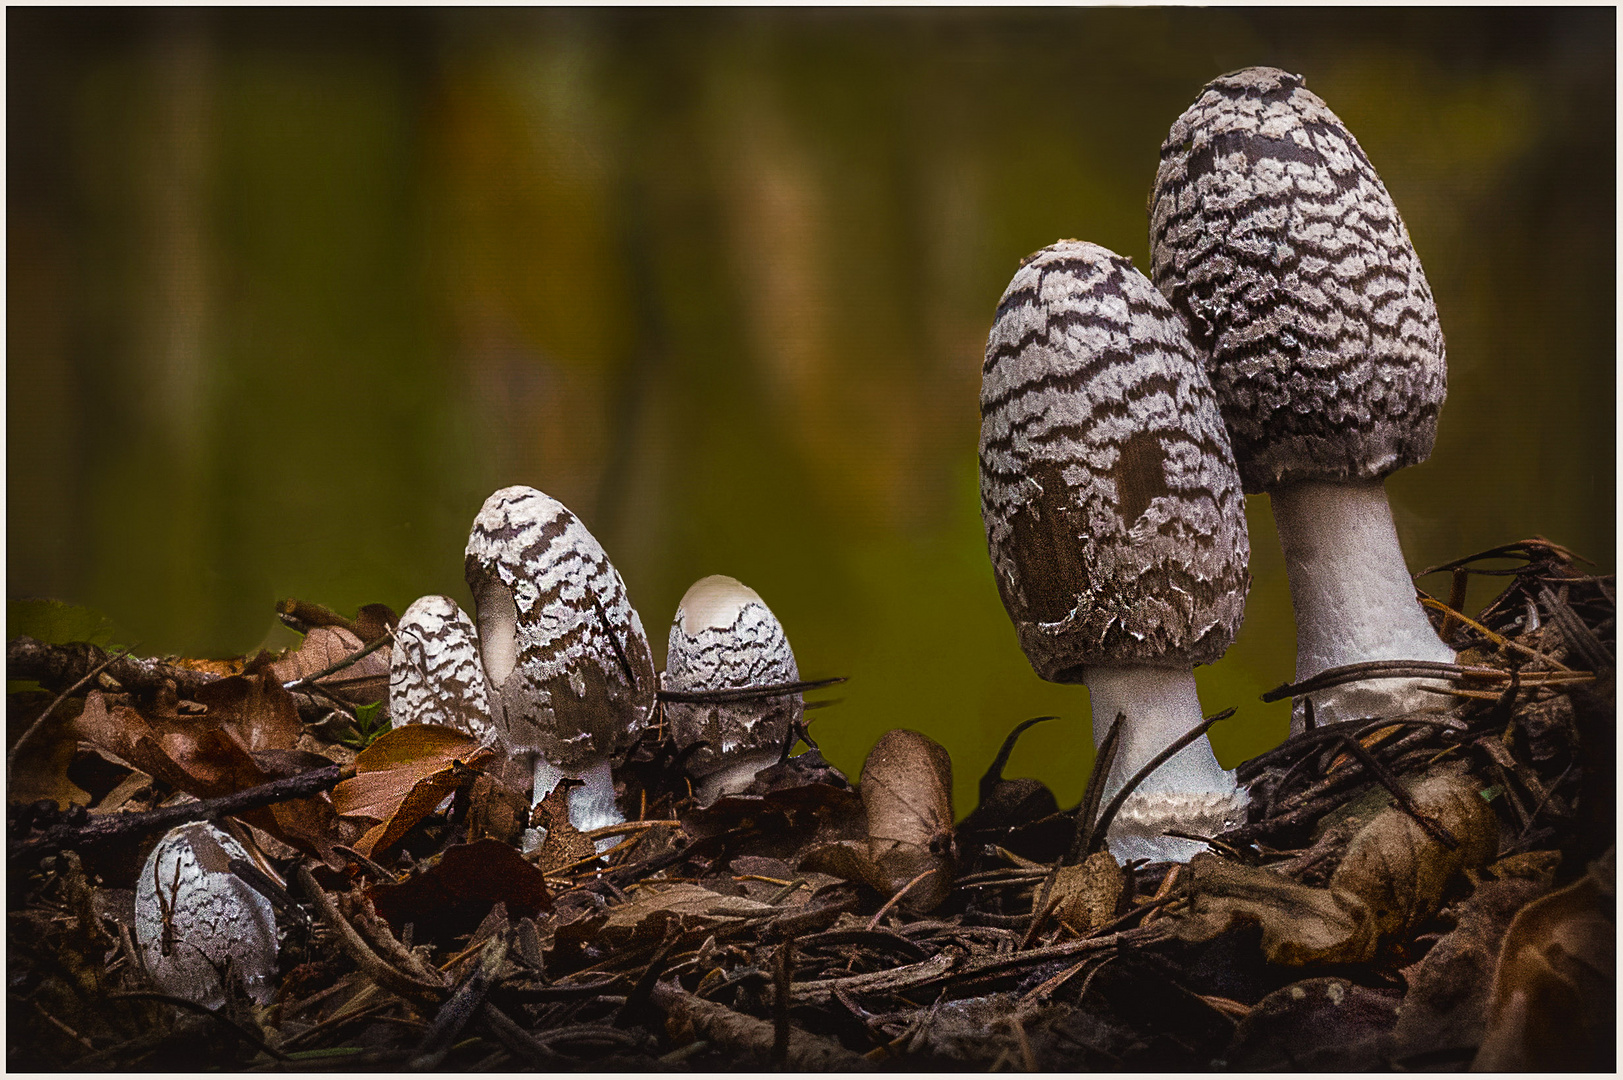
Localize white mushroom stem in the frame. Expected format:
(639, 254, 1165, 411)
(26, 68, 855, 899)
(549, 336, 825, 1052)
(531, 755, 623, 853)
(1270, 478, 1455, 731)
(1084, 665, 1246, 864)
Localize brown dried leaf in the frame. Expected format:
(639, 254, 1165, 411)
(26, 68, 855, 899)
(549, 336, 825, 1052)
(1471, 846, 1615, 1070)
(859, 729, 956, 913)
(190, 674, 302, 753)
(797, 839, 886, 891)
(1172, 853, 1379, 965)
(269, 625, 390, 706)
(333, 723, 492, 858)
(1328, 770, 1499, 941)
(8, 693, 92, 807)
(466, 774, 529, 847)
(601, 882, 774, 942)
(1051, 850, 1125, 934)
(532, 779, 596, 874)
(368, 838, 552, 940)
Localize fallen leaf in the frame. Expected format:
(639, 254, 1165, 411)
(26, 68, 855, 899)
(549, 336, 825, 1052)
(1471, 846, 1615, 1070)
(1225, 977, 1400, 1070)
(531, 778, 596, 873)
(368, 838, 552, 942)
(860, 729, 956, 913)
(191, 674, 303, 753)
(1172, 853, 1379, 966)
(1328, 769, 1499, 941)
(270, 625, 390, 707)
(331, 723, 493, 858)
(8, 692, 92, 807)
(1051, 850, 1126, 934)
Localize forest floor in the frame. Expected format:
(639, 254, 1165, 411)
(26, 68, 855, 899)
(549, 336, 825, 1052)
(5, 538, 1614, 1071)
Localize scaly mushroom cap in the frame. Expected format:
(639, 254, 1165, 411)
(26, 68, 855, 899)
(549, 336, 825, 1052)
(464, 486, 656, 772)
(1149, 66, 1446, 493)
(663, 574, 802, 779)
(389, 595, 494, 743)
(134, 822, 279, 1008)
(980, 241, 1250, 682)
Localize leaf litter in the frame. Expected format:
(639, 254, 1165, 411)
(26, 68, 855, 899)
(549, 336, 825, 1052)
(4, 539, 1615, 1070)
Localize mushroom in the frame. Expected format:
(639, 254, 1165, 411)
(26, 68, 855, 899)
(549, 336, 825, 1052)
(1149, 67, 1453, 730)
(388, 594, 495, 743)
(980, 239, 1251, 864)
(134, 821, 279, 1008)
(662, 574, 802, 803)
(464, 486, 657, 835)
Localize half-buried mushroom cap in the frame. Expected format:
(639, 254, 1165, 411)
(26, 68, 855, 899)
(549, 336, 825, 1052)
(389, 595, 494, 743)
(134, 822, 279, 1009)
(663, 574, 802, 803)
(464, 486, 657, 834)
(980, 239, 1251, 862)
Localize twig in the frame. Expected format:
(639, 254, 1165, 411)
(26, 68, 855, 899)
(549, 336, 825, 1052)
(10, 764, 350, 862)
(1331, 734, 1457, 849)
(656, 676, 846, 704)
(106, 990, 289, 1061)
(866, 868, 938, 932)
(7, 645, 133, 780)
(280, 628, 393, 694)
(1263, 660, 1504, 701)
(410, 933, 508, 1070)
(7, 636, 219, 696)
(1418, 598, 1575, 671)
(293, 863, 444, 1007)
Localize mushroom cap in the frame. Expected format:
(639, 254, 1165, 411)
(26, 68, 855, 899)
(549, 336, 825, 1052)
(1149, 66, 1447, 493)
(133, 822, 279, 1008)
(389, 594, 494, 743)
(980, 240, 1250, 681)
(464, 486, 656, 771)
(662, 574, 802, 778)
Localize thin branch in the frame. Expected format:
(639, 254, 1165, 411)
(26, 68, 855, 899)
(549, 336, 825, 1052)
(656, 676, 846, 704)
(280, 628, 393, 694)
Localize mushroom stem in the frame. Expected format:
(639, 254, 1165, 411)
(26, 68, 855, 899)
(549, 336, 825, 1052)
(1083, 665, 1245, 864)
(532, 755, 624, 843)
(1271, 479, 1455, 731)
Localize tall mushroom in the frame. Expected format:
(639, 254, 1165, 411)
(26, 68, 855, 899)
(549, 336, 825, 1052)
(662, 574, 802, 803)
(389, 594, 494, 743)
(980, 240, 1251, 863)
(465, 486, 657, 834)
(1150, 67, 1453, 729)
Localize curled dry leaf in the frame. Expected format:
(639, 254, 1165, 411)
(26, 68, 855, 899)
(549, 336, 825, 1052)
(270, 624, 390, 707)
(531, 778, 597, 873)
(1471, 846, 1615, 1071)
(1327, 769, 1499, 941)
(1172, 853, 1379, 965)
(859, 729, 956, 913)
(368, 838, 552, 943)
(1051, 850, 1126, 934)
(330, 723, 494, 858)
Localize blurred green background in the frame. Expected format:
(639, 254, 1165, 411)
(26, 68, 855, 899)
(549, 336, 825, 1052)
(8, 9, 1614, 811)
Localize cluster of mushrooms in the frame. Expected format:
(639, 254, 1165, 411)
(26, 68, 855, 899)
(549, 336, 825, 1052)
(132, 66, 1460, 1008)
(981, 66, 1454, 863)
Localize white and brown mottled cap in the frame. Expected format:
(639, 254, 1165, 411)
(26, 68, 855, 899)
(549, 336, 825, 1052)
(464, 486, 656, 773)
(389, 595, 494, 743)
(980, 240, 1250, 682)
(663, 575, 801, 780)
(134, 821, 279, 1009)
(1149, 66, 1446, 493)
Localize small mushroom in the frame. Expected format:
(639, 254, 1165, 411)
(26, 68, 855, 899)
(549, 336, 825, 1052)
(662, 574, 802, 803)
(388, 594, 494, 743)
(1150, 67, 1454, 729)
(464, 486, 657, 835)
(980, 240, 1251, 863)
(134, 821, 279, 1008)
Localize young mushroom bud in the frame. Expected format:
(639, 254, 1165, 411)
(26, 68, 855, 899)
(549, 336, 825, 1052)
(465, 486, 657, 835)
(663, 574, 802, 803)
(980, 240, 1251, 864)
(389, 595, 494, 743)
(1150, 67, 1454, 729)
(134, 822, 279, 1009)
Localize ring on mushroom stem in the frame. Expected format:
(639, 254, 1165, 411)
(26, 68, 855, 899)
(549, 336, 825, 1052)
(979, 239, 1251, 864)
(662, 575, 804, 804)
(1150, 66, 1455, 731)
(464, 486, 656, 845)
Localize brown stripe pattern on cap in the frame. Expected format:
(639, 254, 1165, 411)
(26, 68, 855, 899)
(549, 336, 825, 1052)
(980, 240, 1249, 682)
(389, 595, 495, 744)
(465, 486, 655, 771)
(1150, 66, 1446, 493)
